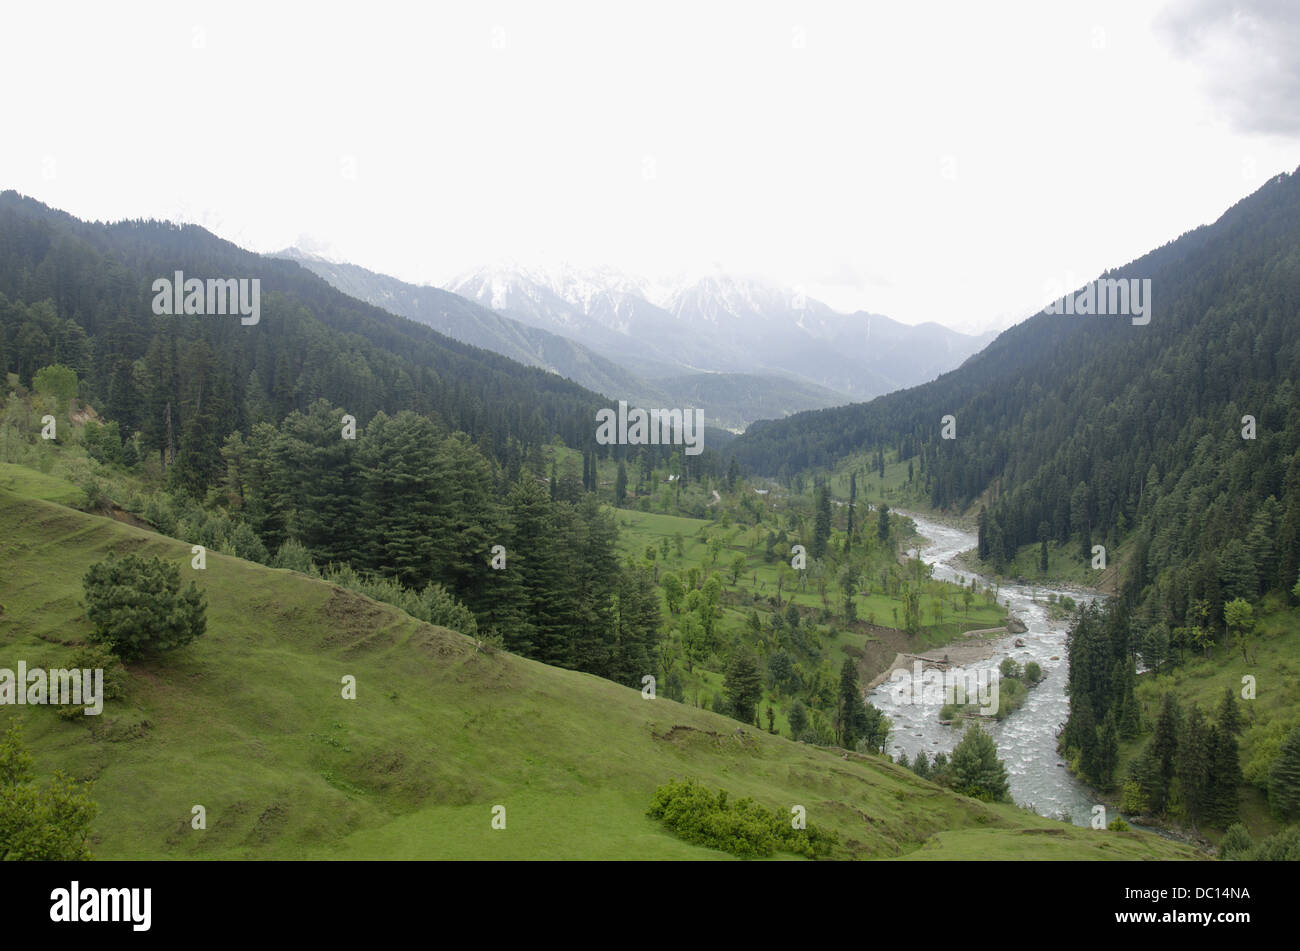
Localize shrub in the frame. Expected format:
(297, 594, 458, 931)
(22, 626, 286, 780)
(32, 364, 78, 410)
(0, 724, 96, 859)
(1250, 826, 1300, 861)
(82, 553, 207, 660)
(56, 643, 128, 718)
(647, 779, 839, 858)
(1217, 823, 1254, 860)
(272, 538, 319, 575)
(1023, 661, 1042, 684)
(82, 420, 123, 466)
(418, 581, 479, 637)
(79, 476, 108, 511)
(1242, 719, 1290, 790)
(226, 522, 270, 564)
(1119, 778, 1148, 815)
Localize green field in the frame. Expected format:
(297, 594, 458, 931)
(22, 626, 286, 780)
(0, 473, 1200, 860)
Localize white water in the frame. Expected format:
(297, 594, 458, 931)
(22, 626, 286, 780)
(866, 512, 1102, 825)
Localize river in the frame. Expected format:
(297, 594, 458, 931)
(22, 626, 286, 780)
(865, 511, 1103, 826)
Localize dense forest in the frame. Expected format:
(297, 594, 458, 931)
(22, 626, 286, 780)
(0, 190, 609, 467)
(0, 191, 739, 685)
(729, 166, 1300, 634)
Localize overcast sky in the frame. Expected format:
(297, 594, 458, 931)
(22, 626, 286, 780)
(3, 0, 1298, 332)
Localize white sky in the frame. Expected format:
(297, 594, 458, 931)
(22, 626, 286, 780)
(2, 0, 1298, 333)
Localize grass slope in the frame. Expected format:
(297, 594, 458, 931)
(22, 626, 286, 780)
(0, 484, 1198, 860)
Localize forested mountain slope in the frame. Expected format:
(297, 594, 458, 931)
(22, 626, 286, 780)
(0, 190, 606, 483)
(281, 252, 851, 431)
(276, 250, 655, 404)
(729, 167, 1300, 627)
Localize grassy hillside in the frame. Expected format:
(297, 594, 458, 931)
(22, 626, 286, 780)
(0, 479, 1199, 860)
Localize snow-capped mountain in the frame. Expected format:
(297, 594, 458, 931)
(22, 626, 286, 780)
(446, 265, 995, 398)
(447, 265, 688, 376)
(281, 251, 849, 431)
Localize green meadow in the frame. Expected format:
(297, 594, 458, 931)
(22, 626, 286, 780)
(0, 467, 1199, 860)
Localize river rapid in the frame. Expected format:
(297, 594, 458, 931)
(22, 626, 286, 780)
(866, 511, 1102, 826)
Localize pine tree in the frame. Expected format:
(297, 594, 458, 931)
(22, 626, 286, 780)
(609, 559, 663, 687)
(724, 647, 763, 724)
(788, 699, 809, 739)
(1207, 724, 1242, 827)
(1269, 725, 1300, 820)
(812, 484, 831, 559)
(836, 659, 873, 749)
(1177, 704, 1212, 824)
(1145, 692, 1182, 814)
(1216, 686, 1243, 738)
(615, 461, 628, 505)
(82, 554, 207, 659)
(1095, 711, 1119, 787)
(357, 411, 441, 588)
(845, 472, 856, 553)
(1118, 658, 1141, 738)
(948, 723, 1010, 802)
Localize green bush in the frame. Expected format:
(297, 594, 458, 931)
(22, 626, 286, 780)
(1269, 725, 1300, 820)
(82, 553, 207, 660)
(316, 564, 479, 638)
(55, 643, 128, 718)
(272, 538, 319, 575)
(647, 779, 839, 858)
(227, 522, 270, 564)
(1119, 778, 1148, 815)
(1217, 823, 1254, 860)
(32, 364, 78, 411)
(1250, 826, 1300, 861)
(1023, 661, 1042, 684)
(82, 420, 123, 466)
(0, 723, 96, 859)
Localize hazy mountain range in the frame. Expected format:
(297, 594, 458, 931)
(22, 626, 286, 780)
(447, 265, 996, 398)
(281, 252, 993, 430)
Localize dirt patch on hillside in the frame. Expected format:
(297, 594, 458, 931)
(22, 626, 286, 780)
(104, 505, 158, 531)
(408, 624, 471, 660)
(653, 723, 760, 751)
(319, 588, 399, 652)
(846, 622, 914, 682)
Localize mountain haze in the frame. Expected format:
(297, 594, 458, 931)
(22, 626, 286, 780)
(284, 252, 851, 431)
(447, 265, 995, 400)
